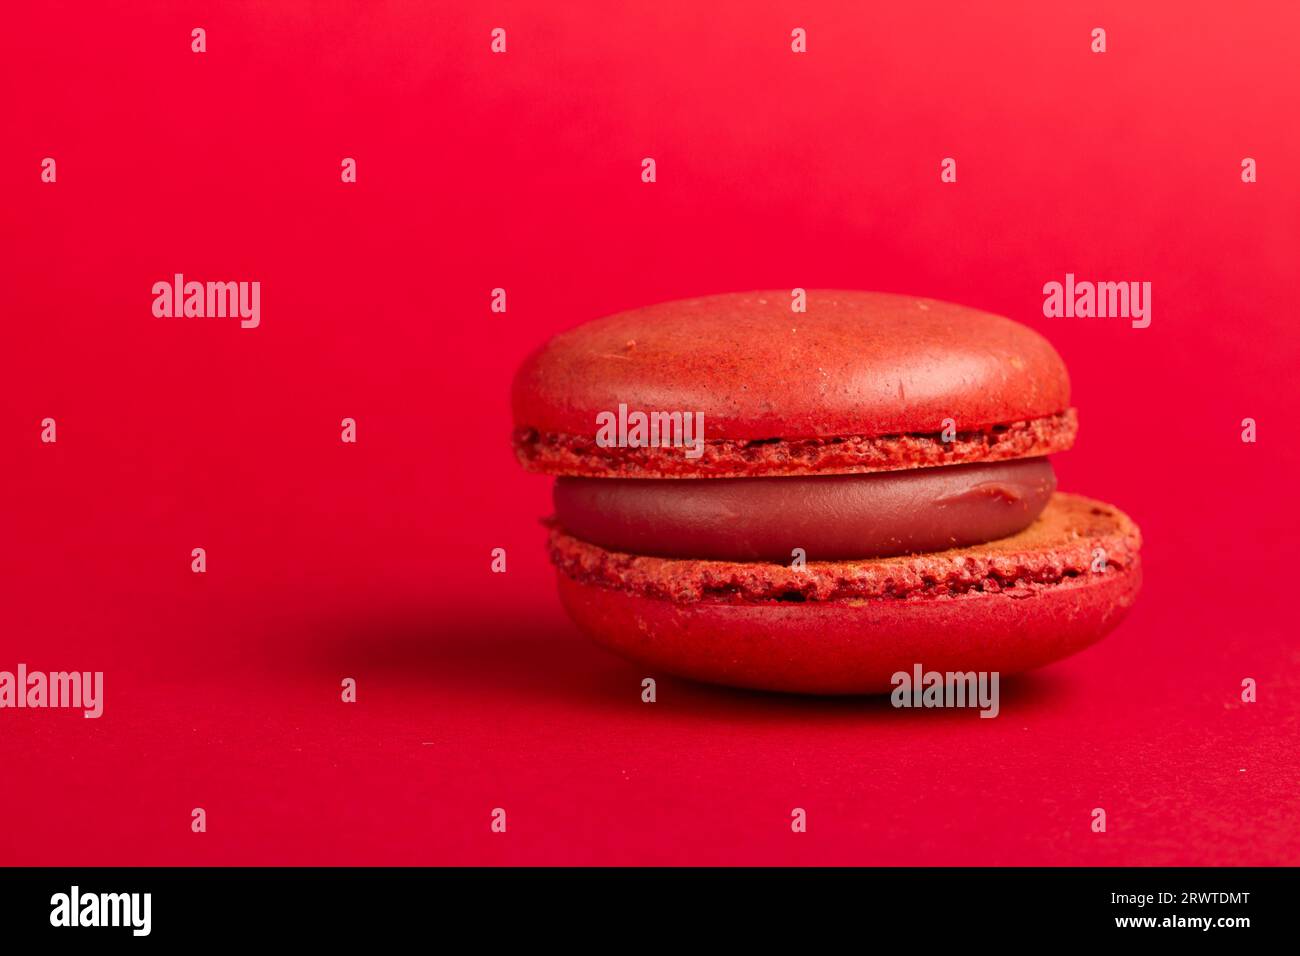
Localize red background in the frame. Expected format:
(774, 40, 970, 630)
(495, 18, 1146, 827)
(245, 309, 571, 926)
(2, 1, 1297, 865)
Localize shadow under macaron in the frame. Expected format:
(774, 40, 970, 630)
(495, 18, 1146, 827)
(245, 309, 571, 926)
(286, 602, 1080, 725)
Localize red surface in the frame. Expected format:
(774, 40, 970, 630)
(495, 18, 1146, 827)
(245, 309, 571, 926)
(2, 1, 1298, 865)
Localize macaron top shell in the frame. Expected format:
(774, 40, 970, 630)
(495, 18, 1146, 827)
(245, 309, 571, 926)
(513, 291, 1073, 478)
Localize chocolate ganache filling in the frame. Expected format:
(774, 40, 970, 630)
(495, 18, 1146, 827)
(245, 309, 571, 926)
(553, 458, 1056, 562)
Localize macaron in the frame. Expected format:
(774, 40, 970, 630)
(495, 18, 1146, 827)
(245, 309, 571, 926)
(512, 291, 1141, 694)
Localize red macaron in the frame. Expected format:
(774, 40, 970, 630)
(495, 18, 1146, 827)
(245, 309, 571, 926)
(513, 291, 1141, 694)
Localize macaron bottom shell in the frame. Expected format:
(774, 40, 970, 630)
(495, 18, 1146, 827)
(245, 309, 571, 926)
(550, 493, 1142, 695)
(556, 562, 1140, 695)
